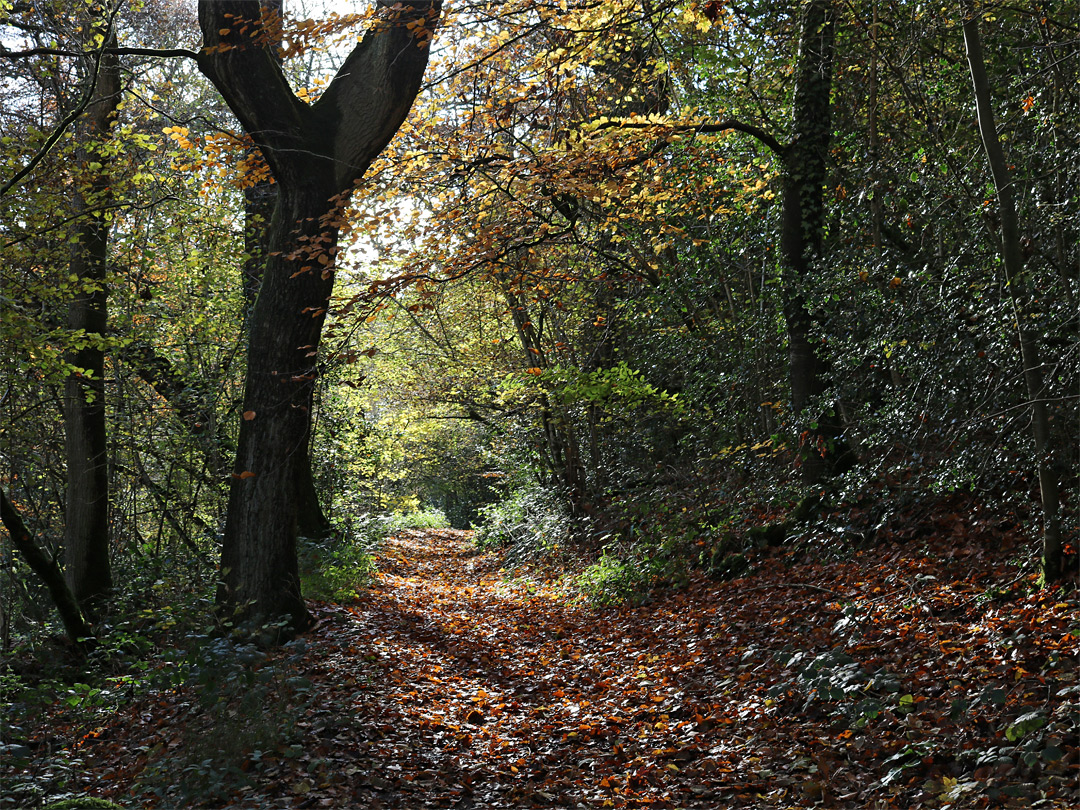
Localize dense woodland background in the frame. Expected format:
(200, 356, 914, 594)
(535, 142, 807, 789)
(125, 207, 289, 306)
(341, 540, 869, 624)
(0, 0, 1077, 807)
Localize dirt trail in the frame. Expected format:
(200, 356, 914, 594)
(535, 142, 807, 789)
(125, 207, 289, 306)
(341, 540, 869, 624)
(292, 528, 890, 810)
(304, 528, 742, 808)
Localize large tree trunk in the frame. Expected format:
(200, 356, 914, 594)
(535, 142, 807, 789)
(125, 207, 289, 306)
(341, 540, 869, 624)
(197, 0, 441, 634)
(240, 152, 331, 539)
(220, 180, 338, 629)
(778, 0, 851, 484)
(63, 34, 120, 609)
(961, 4, 1063, 584)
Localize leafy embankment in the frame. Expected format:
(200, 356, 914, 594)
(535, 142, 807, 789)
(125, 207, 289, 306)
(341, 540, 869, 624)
(12, 526, 1079, 809)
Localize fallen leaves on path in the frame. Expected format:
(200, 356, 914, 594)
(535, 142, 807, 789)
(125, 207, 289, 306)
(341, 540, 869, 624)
(49, 528, 1080, 807)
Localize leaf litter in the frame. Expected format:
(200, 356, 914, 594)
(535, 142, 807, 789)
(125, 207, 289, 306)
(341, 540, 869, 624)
(28, 525, 1080, 808)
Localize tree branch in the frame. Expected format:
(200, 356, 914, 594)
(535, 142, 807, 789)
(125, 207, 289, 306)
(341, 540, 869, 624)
(590, 117, 786, 156)
(0, 11, 120, 198)
(1, 488, 95, 646)
(0, 45, 199, 59)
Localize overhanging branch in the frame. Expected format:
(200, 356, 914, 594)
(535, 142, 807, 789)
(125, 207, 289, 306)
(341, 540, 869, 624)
(589, 117, 786, 156)
(0, 45, 199, 59)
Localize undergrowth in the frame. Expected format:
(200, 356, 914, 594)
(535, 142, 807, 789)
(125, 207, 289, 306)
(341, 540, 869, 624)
(130, 632, 318, 807)
(2, 507, 436, 808)
(474, 483, 571, 559)
(298, 507, 448, 602)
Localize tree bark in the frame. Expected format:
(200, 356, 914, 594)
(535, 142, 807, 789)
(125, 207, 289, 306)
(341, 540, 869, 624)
(778, 0, 851, 484)
(63, 32, 120, 609)
(197, 0, 441, 633)
(961, 3, 1063, 584)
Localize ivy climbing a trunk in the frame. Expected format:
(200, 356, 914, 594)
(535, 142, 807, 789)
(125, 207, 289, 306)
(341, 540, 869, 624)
(778, 0, 852, 485)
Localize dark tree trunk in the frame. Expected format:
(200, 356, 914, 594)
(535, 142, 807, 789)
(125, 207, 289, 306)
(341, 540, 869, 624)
(240, 150, 330, 539)
(241, 141, 330, 538)
(197, 0, 441, 634)
(778, 0, 850, 484)
(220, 182, 337, 630)
(63, 36, 120, 609)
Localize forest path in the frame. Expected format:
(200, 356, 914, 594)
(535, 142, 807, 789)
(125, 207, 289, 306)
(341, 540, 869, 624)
(304, 528, 747, 808)
(80, 523, 1075, 808)
(291, 527, 1075, 810)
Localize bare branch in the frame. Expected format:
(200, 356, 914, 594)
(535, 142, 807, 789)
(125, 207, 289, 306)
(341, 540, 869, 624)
(590, 117, 786, 156)
(0, 44, 198, 59)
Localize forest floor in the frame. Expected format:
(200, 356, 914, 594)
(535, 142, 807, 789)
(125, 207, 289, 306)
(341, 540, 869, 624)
(11, 520, 1080, 809)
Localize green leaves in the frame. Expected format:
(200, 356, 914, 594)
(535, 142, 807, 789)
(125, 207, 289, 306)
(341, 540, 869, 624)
(1005, 711, 1047, 742)
(516, 361, 683, 414)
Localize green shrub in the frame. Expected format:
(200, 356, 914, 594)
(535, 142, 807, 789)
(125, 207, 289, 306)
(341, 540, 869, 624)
(385, 507, 451, 531)
(576, 551, 654, 605)
(474, 484, 570, 557)
(298, 516, 385, 602)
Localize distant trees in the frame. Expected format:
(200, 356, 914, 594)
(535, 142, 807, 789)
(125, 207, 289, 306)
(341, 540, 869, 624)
(356, 0, 1076, 580)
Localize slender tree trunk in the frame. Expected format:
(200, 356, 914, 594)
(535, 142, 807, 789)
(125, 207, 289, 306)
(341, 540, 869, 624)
(197, 0, 442, 634)
(63, 35, 120, 609)
(961, 4, 1063, 583)
(778, 0, 851, 484)
(504, 288, 590, 512)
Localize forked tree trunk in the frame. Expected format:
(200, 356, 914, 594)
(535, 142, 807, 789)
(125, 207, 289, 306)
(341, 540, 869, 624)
(961, 4, 1063, 584)
(63, 34, 120, 609)
(197, 0, 442, 634)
